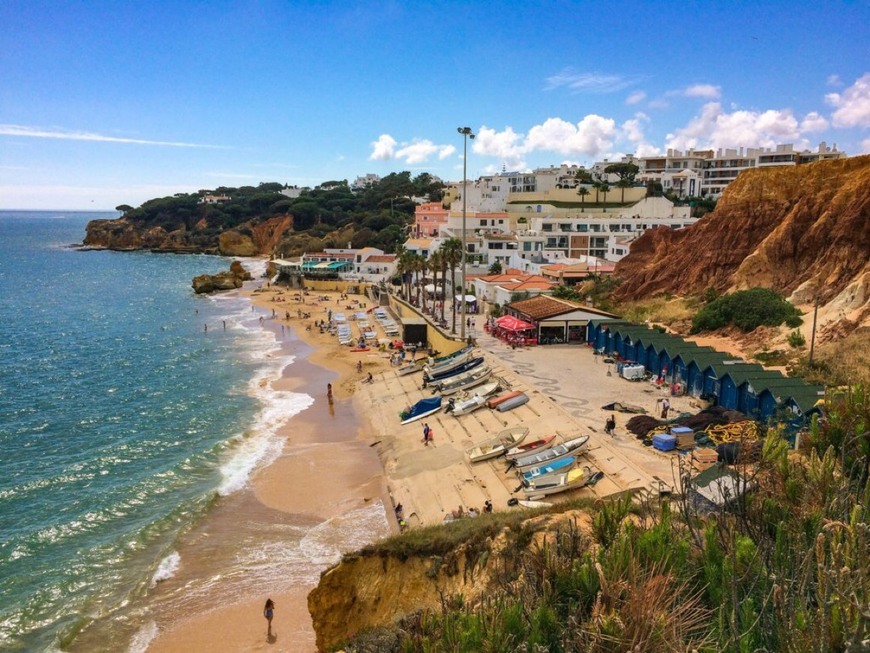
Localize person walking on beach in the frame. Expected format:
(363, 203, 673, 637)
(605, 414, 616, 436)
(263, 598, 275, 635)
(327, 383, 333, 401)
(660, 397, 671, 419)
(422, 423, 431, 446)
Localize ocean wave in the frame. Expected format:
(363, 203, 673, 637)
(298, 501, 389, 566)
(150, 551, 181, 587)
(126, 620, 158, 653)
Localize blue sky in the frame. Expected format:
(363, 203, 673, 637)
(1, 0, 868, 210)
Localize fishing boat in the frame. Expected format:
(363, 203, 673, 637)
(520, 455, 576, 483)
(423, 356, 484, 384)
(518, 499, 553, 509)
(466, 426, 529, 463)
(423, 347, 475, 377)
(523, 465, 595, 499)
(511, 435, 590, 472)
(399, 396, 442, 425)
(469, 381, 500, 398)
(427, 346, 472, 367)
(397, 360, 425, 376)
(495, 392, 528, 412)
(438, 367, 493, 396)
(445, 394, 486, 416)
(428, 364, 490, 392)
(505, 435, 557, 461)
(486, 390, 523, 409)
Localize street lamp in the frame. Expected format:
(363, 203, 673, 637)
(457, 126, 475, 341)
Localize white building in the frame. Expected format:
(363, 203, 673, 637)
(639, 142, 846, 197)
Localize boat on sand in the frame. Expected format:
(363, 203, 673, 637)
(523, 465, 595, 499)
(505, 435, 557, 461)
(511, 435, 590, 472)
(520, 455, 576, 483)
(399, 397, 442, 425)
(495, 392, 528, 412)
(466, 426, 530, 463)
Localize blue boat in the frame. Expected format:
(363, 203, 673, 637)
(400, 396, 442, 425)
(521, 455, 575, 482)
(423, 356, 484, 383)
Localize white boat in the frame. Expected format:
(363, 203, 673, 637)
(505, 435, 557, 461)
(430, 365, 490, 392)
(445, 394, 487, 416)
(523, 466, 595, 498)
(511, 435, 590, 472)
(518, 499, 553, 509)
(520, 455, 576, 483)
(466, 426, 530, 463)
(439, 368, 493, 396)
(423, 347, 475, 377)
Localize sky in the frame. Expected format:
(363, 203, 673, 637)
(1, 0, 868, 210)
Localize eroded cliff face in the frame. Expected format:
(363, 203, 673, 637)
(83, 214, 293, 256)
(308, 511, 592, 652)
(614, 155, 870, 331)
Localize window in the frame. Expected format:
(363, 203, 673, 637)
(480, 219, 487, 226)
(523, 242, 532, 251)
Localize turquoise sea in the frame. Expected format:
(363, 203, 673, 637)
(0, 211, 387, 651)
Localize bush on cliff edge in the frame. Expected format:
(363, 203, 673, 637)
(690, 287, 802, 334)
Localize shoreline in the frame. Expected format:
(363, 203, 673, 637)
(142, 284, 395, 653)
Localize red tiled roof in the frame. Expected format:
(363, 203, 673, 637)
(365, 255, 396, 263)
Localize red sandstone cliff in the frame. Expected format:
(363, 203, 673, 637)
(614, 155, 870, 331)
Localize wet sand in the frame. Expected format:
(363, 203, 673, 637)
(143, 287, 394, 653)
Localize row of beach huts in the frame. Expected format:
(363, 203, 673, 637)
(587, 319, 825, 425)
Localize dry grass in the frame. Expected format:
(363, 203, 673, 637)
(789, 327, 870, 386)
(617, 296, 697, 327)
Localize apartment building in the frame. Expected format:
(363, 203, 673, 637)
(639, 142, 845, 197)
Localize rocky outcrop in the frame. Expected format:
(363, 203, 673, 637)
(84, 214, 292, 255)
(191, 261, 251, 294)
(308, 511, 591, 651)
(613, 155, 870, 331)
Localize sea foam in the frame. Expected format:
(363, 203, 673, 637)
(150, 552, 181, 587)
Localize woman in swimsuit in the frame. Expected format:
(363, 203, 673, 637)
(264, 598, 275, 634)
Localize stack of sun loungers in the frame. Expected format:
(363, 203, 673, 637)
(333, 313, 353, 345)
(373, 307, 400, 337)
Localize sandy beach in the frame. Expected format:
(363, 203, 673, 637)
(143, 282, 697, 653)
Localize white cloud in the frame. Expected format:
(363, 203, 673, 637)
(545, 69, 640, 94)
(472, 126, 526, 169)
(647, 98, 669, 110)
(800, 111, 829, 133)
(683, 84, 721, 99)
(827, 74, 842, 87)
(394, 140, 455, 165)
(666, 102, 804, 150)
(625, 90, 646, 105)
(370, 135, 455, 164)
(825, 73, 870, 128)
(620, 113, 661, 158)
(369, 134, 397, 160)
(526, 115, 618, 158)
(0, 124, 223, 148)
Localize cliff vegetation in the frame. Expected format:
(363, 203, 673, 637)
(309, 389, 869, 653)
(83, 173, 444, 256)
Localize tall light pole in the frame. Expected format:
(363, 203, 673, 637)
(457, 127, 475, 341)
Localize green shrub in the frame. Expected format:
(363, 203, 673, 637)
(787, 330, 806, 348)
(690, 287, 803, 333)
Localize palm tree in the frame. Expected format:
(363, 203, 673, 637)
(410, 254, 425, 307)
(396, 249, 413, 301)
(617, 178, 631, 204)
(428, 251, 443, 317)
(577, 186, 590, 211)
(440, 238, 463, 333)
(600, 183, 610, 206)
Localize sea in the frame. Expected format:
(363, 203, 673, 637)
(0, 211, 388, 651)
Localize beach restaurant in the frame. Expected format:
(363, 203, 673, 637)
(502, 295, 618, 344)
(486, 315, 537, 346)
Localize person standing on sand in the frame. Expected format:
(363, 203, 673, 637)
(422, 423, 431, 445)
(263, 598, 275, 635)
(327, 383, 333, 401)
